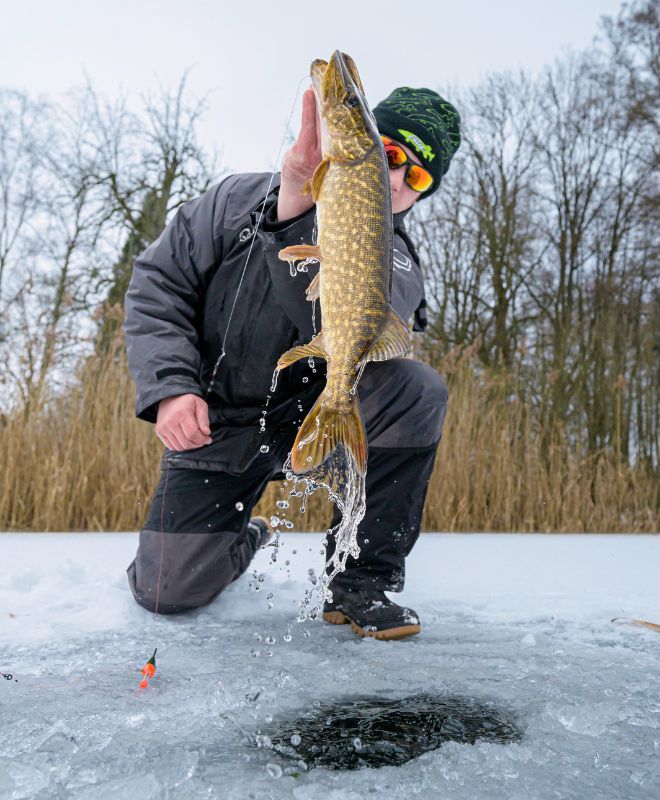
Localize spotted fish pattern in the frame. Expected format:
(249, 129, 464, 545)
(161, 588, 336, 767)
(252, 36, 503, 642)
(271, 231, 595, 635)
(277, 51, 412, 476)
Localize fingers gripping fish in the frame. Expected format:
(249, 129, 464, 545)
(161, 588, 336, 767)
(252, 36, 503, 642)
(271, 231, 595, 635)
(278, 51, 412, 476)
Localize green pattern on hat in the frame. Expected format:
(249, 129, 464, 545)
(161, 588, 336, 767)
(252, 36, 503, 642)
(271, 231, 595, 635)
(373, 87, 461, 197)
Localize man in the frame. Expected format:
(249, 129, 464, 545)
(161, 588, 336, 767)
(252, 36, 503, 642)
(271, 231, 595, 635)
(124, 86, 461, 639)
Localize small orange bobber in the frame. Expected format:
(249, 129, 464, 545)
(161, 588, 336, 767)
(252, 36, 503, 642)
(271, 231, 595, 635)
(139, 648, 157, 689)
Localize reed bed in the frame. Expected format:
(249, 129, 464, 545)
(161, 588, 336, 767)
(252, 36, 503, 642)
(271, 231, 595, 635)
(1, 345, 657, 533)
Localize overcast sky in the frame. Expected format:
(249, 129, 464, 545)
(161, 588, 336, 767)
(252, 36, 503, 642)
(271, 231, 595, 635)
(3, 0, 622, 174)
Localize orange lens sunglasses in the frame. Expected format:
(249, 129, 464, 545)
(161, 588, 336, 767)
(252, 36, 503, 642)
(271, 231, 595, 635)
(381, 136, 434, 193)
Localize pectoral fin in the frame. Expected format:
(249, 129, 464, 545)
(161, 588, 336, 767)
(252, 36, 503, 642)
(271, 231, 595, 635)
(306, 271, 321, 301)
(277, 331, 328, 370)
(361, 307, 412, 364)
(310, 158, 330, 201)
(300, 159, 329, 199)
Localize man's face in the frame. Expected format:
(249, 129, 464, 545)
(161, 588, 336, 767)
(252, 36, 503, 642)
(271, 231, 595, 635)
(388, 139, 426, 214)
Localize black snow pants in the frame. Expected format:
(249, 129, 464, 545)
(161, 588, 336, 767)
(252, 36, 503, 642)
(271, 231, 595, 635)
(127, 359, 447, 614)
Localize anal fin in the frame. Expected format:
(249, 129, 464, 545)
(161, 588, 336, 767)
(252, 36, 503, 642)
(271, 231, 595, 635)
(277, 331, 328, 370)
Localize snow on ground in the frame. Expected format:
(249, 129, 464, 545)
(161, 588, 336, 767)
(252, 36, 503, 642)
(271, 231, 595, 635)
(1, 532, 659, 799)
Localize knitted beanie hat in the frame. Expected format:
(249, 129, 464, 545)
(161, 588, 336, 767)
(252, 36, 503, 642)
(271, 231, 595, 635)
(373, 87, 461, 197)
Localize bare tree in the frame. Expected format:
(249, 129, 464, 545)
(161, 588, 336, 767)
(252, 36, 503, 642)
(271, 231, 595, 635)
(0, 91, 43, 299)
(86, 75, 219, 325)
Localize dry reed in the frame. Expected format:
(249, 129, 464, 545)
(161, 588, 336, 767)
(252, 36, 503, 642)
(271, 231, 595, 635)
(1, 343, 657, 533)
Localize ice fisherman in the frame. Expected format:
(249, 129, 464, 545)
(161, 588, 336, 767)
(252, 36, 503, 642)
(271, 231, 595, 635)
(124, 86, 461, 640)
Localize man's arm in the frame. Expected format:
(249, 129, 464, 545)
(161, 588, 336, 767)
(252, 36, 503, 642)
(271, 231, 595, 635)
(276, 87, 322, 222)
(123, 183, 228, 450)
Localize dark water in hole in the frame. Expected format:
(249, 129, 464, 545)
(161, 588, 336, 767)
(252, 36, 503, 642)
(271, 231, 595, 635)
(263, 693, 523, 770)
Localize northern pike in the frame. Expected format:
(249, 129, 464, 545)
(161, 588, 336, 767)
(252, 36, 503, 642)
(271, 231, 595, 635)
(277, 51, 412, 476)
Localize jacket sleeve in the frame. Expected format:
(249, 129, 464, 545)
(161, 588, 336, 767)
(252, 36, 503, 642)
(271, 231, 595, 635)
(123, 181, 229, 422)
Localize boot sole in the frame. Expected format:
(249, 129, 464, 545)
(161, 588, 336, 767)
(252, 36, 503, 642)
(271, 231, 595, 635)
(322, 610, 421, 641)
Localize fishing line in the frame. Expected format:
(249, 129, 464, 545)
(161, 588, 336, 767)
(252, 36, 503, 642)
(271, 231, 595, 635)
(140, 75, 310, 689)
(154, 463, 170, 616)
(206, 73, 311, 394)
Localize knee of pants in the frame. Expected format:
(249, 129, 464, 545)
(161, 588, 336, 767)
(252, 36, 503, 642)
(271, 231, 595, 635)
(127, 529, 245, 615)
(360, 359, 448, 449)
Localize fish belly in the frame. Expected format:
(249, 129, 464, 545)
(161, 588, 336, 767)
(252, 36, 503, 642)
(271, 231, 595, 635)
(316, 155, 392, 410)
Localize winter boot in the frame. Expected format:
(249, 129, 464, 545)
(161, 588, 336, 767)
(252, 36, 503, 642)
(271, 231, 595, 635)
(323, 584, 421, 640)
(246, 516, 274, 550)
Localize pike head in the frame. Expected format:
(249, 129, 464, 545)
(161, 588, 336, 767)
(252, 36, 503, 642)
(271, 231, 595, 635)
(310, 50, 379, 163)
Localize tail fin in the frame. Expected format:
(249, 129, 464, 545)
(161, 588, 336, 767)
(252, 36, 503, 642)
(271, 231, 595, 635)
(291, 392, 367, 476)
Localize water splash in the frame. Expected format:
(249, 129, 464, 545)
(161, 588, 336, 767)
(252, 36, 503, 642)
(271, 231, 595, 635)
(284, 446, 366, 605)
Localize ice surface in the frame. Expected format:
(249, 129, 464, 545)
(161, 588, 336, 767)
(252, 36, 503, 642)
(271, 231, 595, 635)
(1, 532, 659, 799)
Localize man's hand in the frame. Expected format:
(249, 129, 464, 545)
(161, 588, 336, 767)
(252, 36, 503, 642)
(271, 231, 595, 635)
(156, 394, 212, 451)
(277, 86, 323, 222)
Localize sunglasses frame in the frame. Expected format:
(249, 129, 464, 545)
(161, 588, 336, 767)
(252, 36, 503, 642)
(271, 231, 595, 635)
(380, 136, 434, 194)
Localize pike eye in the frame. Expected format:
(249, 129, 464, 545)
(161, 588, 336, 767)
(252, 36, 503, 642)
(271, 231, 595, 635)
(346, 94, 359, 108)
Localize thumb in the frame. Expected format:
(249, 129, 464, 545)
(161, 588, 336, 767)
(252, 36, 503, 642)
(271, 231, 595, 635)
(194, 397, 211, 436)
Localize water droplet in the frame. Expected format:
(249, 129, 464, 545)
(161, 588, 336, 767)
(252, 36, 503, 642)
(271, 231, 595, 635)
(258, 573, 265, 582)
(265, 635, 275, 645)
(363, 538, 369, 544)
(283, 633, 292, 642)
(291, 734, 301, 746)
(235, 502, 244, 511)
(276, 500, 289, 509)
(353, 737, 362, 750)
(303, 630, 311, 638)
(285, 521, 293, 529)
(260, 445, 270, 454)
(302, 376, 309, 383)
(253, 632, 262, 641)
(266, 592, 274, 600)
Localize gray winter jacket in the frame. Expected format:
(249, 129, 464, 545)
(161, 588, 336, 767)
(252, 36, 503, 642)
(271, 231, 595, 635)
(124, 172, 426, 471)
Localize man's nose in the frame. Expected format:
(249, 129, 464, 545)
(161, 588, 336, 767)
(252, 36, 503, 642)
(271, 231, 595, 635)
(389, 167, 405, 193)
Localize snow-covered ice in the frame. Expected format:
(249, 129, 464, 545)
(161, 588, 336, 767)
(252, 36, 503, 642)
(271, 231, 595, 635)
(1, 532, 659, 799)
